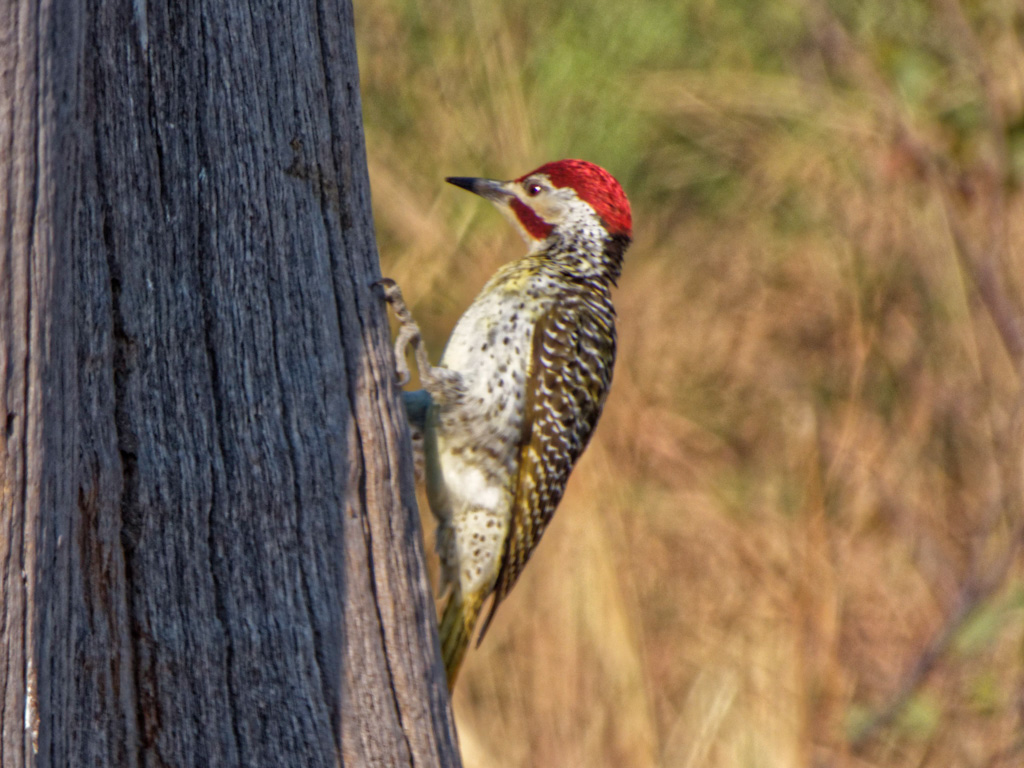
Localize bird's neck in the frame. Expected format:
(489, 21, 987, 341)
(534, 229, 630, 287)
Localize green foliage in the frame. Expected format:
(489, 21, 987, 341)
(896, 694, 942, 740)
(954, 584, 1024, 656)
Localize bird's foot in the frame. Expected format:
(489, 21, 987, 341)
(374, 278, 431, 387)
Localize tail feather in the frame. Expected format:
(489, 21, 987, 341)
(438, 590, 484, 690)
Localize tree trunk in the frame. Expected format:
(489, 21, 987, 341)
(0, 1, 460, 766)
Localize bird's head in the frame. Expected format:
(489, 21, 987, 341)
(446, 159, 632, 249)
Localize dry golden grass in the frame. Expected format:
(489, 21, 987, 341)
(357, 0, 1024, 764)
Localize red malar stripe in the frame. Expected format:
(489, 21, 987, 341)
(511, 198, 554, 240)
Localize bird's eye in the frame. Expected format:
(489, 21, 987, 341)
(526, 183, 543, 197)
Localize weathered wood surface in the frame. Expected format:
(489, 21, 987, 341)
(0, 1, 460, 766)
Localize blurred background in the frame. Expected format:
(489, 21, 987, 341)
(354, 0, 1024, 765)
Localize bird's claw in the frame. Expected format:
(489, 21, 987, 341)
(376, 277, 422, 387)
(372, 277, 401, 303)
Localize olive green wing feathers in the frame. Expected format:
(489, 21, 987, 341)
(476, 292, 616, 642)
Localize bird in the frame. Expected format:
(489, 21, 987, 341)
(377, 159, 632, 689)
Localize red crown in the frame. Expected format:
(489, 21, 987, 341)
(519, 159, 632, 238)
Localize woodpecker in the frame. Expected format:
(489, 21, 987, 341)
(378, 159, 632, 688)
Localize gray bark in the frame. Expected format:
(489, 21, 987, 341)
(0, 1, 460, 766)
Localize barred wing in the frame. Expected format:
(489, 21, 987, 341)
(477, 291, 616, 641)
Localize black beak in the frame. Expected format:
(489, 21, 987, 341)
(445, 176, 513, 203)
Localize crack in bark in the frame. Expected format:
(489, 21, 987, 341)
(352, 415, 416, 766)
(87, 6, 148, 759)
(192, 31, 244, 765)
(15, 3, 46, 763)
